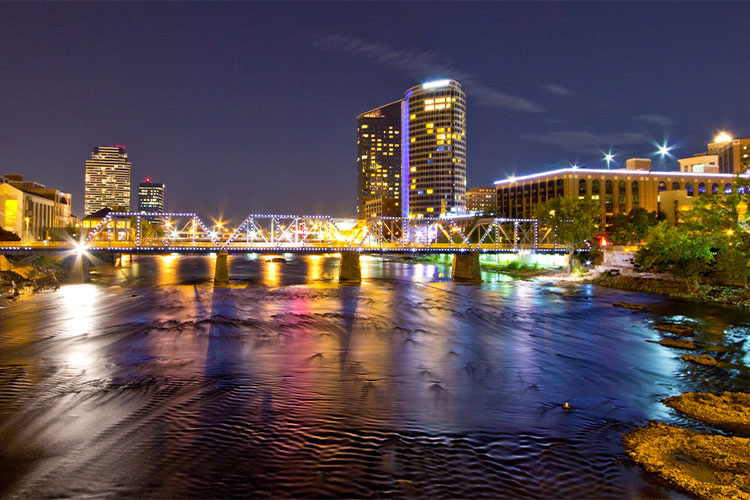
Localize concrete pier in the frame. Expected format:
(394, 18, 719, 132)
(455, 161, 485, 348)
(338, 251, 361, 282)
(64, 255, 90, 283)
(214, 250, 229, 284)
(451, 252, 481, 281)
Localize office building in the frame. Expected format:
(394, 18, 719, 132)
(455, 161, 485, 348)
(679, 154, 719, 173)
(494, 158, 734, 227)
(356, 100, 402, 218)
(466, 186, 496, 213)
(402, 79, 466, 218)
(84, 145, 131, 215)
(704, 132, 750, 174)
(138, 178, 165, 213)
(0, 174, 73, 240)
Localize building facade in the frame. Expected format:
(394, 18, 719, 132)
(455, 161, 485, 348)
(402, 79, 466, 218)
(356, 100, 402, 218)
(466, 186, 496, 213)
(84, 145, 131, 215)
(138, 178, 165, 213)
(494, 159, 734, 227)
(1, 174, 72, 238)
(704, 133, 750, 174)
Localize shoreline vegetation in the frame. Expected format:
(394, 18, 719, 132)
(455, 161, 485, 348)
(590, 274, 750, 308)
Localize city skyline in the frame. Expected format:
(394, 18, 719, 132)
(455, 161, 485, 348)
(2, 3, 750, 220)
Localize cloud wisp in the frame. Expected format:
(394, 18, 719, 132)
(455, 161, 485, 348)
(542, 83, 573, 97)
(521, 130, 650, 155)
(316, 33, 544, 113)
(636, 114, 674, 127)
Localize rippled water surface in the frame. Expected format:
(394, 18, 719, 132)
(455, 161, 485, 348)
(1, 255, 748, 498)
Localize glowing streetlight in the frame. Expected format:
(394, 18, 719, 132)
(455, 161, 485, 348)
(656, 142, 673, 158)
(715, 131, 732, 143)
(604, 152, 614, 169)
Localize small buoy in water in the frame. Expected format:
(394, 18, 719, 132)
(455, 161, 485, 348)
(562, 402, 572, 410)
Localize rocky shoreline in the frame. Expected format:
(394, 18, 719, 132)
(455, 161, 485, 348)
(590, 274, 750, 308)
(0, 255, 68, 301)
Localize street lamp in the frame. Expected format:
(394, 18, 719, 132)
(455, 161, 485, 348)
(604, 152, 614, 169)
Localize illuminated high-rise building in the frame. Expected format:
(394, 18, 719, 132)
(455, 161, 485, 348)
(356, 100, 402, 218)
(84, 145, 131, 215)
(705, 132, 750, 174)
(402, 79, 466, 218)
(138, 178, 165, 213)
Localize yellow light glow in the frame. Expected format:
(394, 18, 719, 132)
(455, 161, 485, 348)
(715, 131, 732, 143)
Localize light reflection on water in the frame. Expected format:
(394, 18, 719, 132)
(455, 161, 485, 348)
(0, 254, 747, 498)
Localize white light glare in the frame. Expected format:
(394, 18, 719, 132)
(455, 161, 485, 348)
(422, 79, 450, 90)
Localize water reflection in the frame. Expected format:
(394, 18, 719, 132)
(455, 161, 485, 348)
(0, 255, 747, 498)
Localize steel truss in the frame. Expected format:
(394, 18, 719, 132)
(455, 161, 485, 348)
(79, 212, 560, 253)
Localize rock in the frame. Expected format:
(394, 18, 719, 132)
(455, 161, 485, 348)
(682, 354, 719, 367)
(612, 301, 646, 311)
(10, 265, 37, 280)
(658, 338, 697, 349)
(655, 323, 694, 336)
(663, 392, 750, 435)
(623, 421, 750, 500)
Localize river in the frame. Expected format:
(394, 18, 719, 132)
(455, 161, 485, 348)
(0, 254, 748, 498)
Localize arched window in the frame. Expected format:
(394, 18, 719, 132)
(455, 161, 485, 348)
(632, 181, 640, 208)
(578, 179, 587, 197)
(698, 182, 706, 195)
(672, 181, 680, 190)
(685, 182, 693, 197)
(605, 180, 613, 213)
(556, 179, 564, 197)
(725, 183, 732, 194)
(539, 182, 546, 203)
(712, 183, 719, 194)
(618, 180, 627, 212)
(658, 181, 666, 192)
(547, 180, 555, 199)
(592, 179, 600, 200)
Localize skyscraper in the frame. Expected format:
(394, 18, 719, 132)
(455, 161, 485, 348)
(356, 100, 402, 218)
(84, 145, 131, 215)
(402, 79, 466, 218)
(138, 178, 165, 213)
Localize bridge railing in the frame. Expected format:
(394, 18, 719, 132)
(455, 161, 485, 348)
(1, 213, 563, 253)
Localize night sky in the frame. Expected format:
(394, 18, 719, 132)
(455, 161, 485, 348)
(2, 2, 749, 221)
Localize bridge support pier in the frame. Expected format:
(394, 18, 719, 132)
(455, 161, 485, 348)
(64, 255, 90, 283)
(339, 251, 361, 282)
(214, 250, 229, 285)
(451, 252, 481, 281)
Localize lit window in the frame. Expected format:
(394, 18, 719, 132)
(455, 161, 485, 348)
(425, 105, 434, 111)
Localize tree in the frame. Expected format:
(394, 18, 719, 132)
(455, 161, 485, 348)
(608, 207, 662, 245)
(535, 197, 602, 274)
(680, 176, 750, 288)
(636, 222, 713, 291)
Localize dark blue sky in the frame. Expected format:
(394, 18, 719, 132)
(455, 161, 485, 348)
(2, 2, 748, 220)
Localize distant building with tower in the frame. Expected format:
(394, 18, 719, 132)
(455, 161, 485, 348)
(356, 100, 402, 218)
(356, 79, 466, 219)
(84, 145, 131, 215)
(138, 178, 165, 213)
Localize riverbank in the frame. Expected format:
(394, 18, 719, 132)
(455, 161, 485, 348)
(589, 274, 750, 308)
(0, 255, 65, 299)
